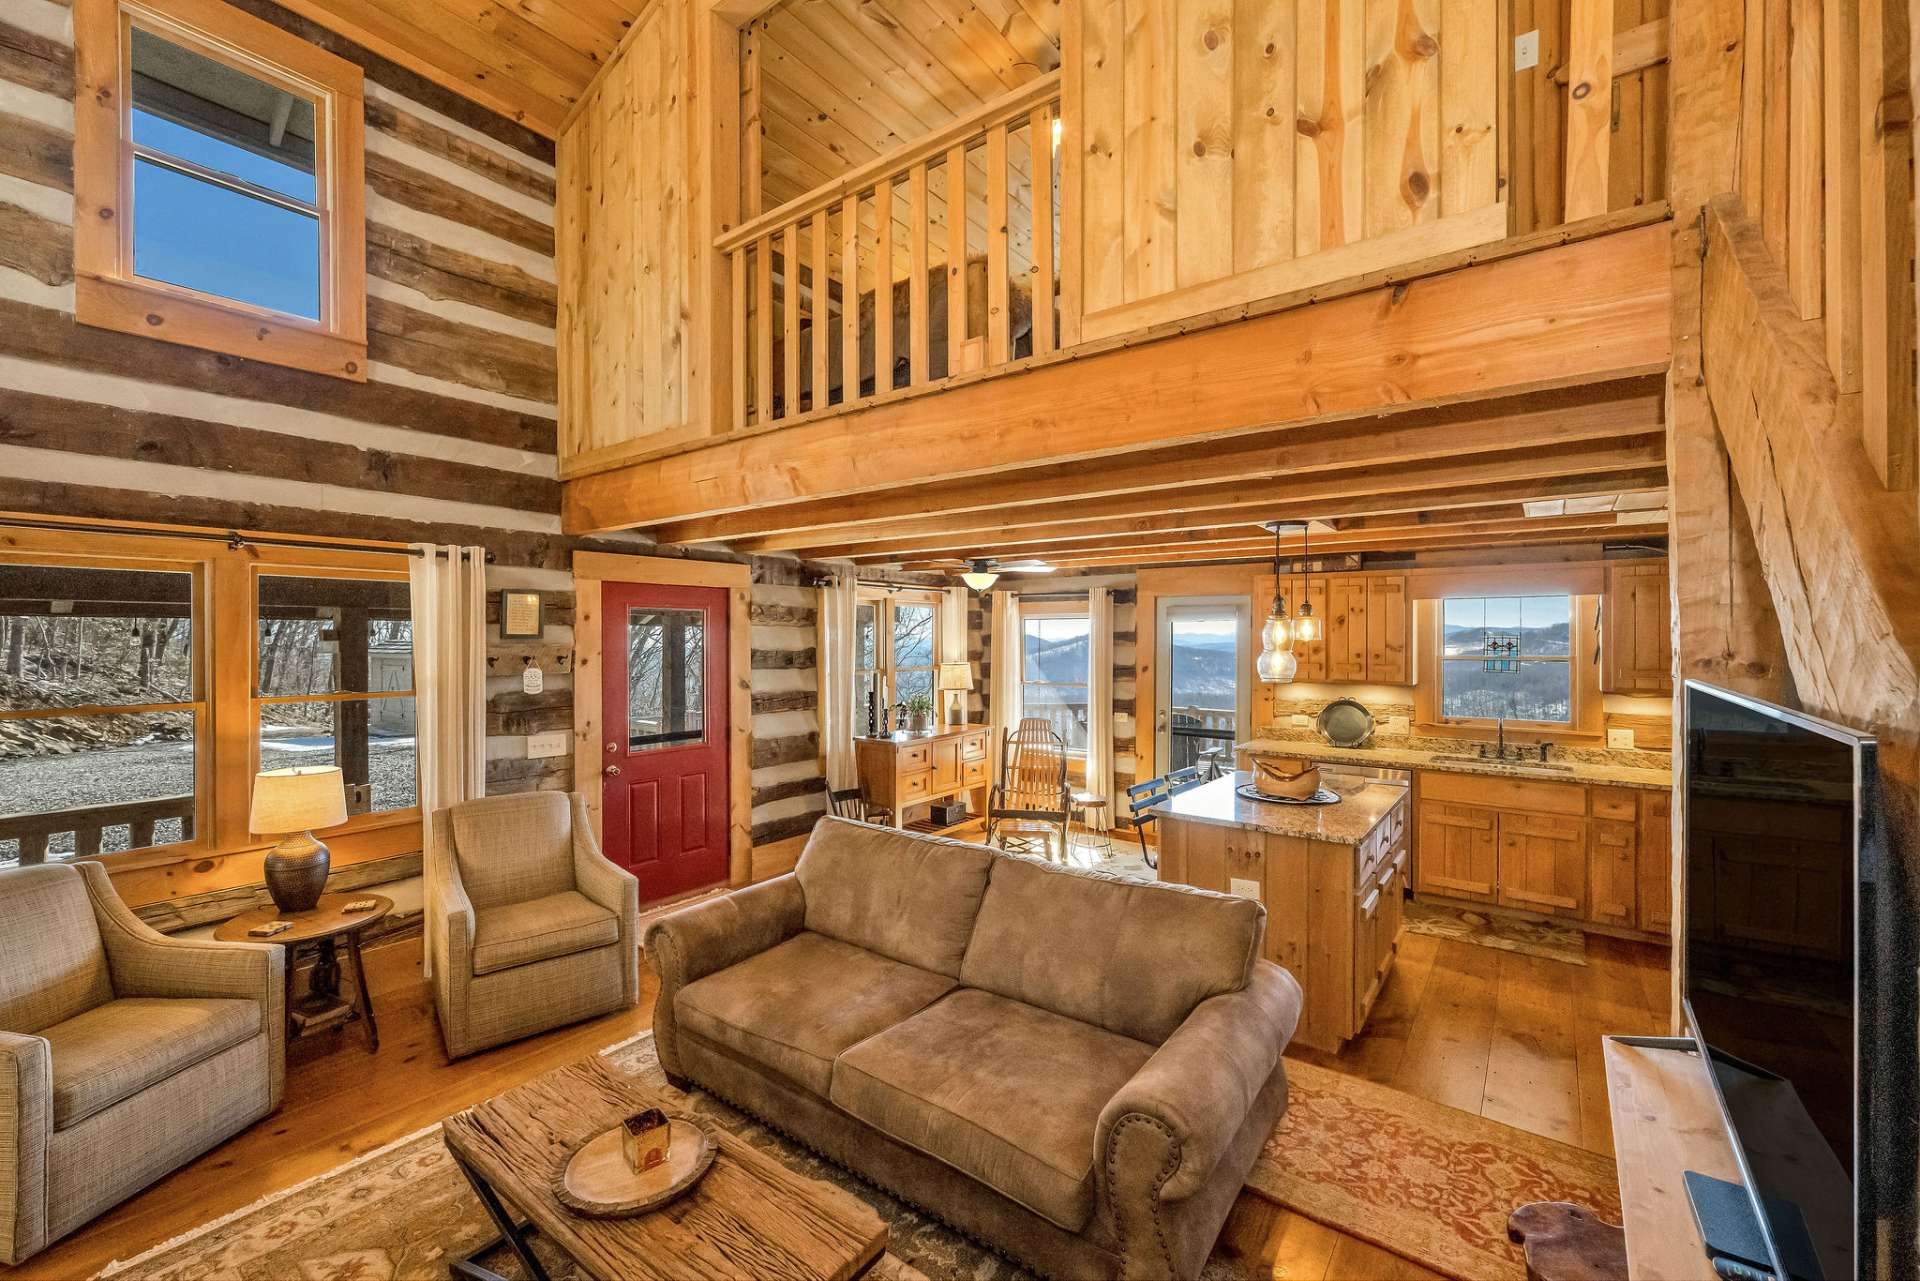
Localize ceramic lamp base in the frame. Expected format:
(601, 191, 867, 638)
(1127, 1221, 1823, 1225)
(264, 832, 330, 914)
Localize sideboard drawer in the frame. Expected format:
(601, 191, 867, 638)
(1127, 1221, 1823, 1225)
(960, 731, 989, 761)
(897, 742, 932, 771)
(961, 757, 988, 786)
(896, 770, 933, 802)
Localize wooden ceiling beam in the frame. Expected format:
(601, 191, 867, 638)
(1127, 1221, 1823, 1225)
(864, 511, 1641, 566)
(649, 376, 1666, 545)
(563, 223, 1672, 533)
(749, 442, 1667, 556)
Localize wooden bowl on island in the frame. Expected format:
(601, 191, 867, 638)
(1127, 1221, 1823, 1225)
(1252, 756, 1321, 800)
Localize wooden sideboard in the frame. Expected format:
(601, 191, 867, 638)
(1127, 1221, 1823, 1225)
(855, 725, 991, 829)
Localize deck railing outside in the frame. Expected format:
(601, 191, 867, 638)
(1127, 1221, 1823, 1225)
(717, 73, 1061, 431)
(0, 794, 195, 867)
(1168, 705, 1235, 775)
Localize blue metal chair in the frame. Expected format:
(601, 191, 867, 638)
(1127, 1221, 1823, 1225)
(1124, 765, 1205, 868)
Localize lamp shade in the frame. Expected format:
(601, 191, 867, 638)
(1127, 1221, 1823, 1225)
(937, 661, 974, 692)
(250, 766, 347, 834)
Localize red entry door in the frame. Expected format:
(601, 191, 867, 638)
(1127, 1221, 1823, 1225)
(600, 581, 729, 901)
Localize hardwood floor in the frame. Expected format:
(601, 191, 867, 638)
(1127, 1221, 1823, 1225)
(9, 920, 1669, 1281)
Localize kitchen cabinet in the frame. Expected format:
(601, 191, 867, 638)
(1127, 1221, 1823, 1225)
(1326, 577, 1369, 681)
(1497, 812, 1588, 918)
(1603, 561, 1673, 695)
(1365, 576, 1410, 683)
(1637, 789, 1671, 934)
(1415, 801, 1499, 901)
(1589, 786, 1641, 928)
(1271, 571, 1410, 686)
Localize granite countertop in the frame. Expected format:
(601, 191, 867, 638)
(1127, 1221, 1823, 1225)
(1234, 738, 1674, 791)
(1151, 771, 1407, 846)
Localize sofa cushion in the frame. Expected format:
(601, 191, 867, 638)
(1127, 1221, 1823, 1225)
(451, 793, 576, 911)
(676, 931, 955, 1097)
(42, 996, 261, 1129)
(472, 890, 619, 976)
(959, 857, 1264, 1043)
(795, 817, 994, 977)
(831, 987, 1155, 1232)
(0, 864, 114, 1035)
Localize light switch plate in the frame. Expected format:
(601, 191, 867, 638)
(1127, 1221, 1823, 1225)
(1291, 713, 1311, 727)
(527, 730, 569, 759)
(1229, 877, 1262, 901)
(1514, 29, 1540, 70)
(1607, 727, 1635, 750)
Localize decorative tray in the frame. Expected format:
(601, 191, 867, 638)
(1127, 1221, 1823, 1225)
(1236, 783, 1342, 806)
(554, 1116, 715, 1217)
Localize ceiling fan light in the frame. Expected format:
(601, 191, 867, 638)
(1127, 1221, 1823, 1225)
(961, 569, 1000, 592)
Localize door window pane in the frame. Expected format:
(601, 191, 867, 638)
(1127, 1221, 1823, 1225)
(0, 711, 196, 865)
(628, 608, 706, 751)
(1166, 611, 1239, 772)
(0, 564, 194, 707)
(260, 698, 416, 815)
(258, 576, 413, 696)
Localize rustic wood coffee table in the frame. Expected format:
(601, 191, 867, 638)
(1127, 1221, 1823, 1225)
(440, 1055, 887, 1281)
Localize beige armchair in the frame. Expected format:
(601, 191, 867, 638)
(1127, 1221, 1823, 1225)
(0, 861, 284, 1265)
(427, 792, 639, 1059)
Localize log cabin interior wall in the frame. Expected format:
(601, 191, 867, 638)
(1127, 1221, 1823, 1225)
(0, 0, 825, 908)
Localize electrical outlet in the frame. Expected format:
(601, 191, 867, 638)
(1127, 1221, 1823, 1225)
(527, 731, 569, 759)
(1607, 727, 1635, 750)
(1229, 877, 1262, 901)
(1385, 715, 1410, 736)
(1514, 29, 1540, 71)
(1291, 713, 1311, 727)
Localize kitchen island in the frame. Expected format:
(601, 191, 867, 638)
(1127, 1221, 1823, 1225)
(1153, 770, 1410, 1052)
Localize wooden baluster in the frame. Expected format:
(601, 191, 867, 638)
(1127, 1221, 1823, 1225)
(874, 175, 895, 393)
(1563, 0, 1612, 220)
(21, 833, 48, 865)
(811, 208, 829, 413)
(945, 143, 967, 376)
(782, 222, 801, 418)
(731, 246, 747, 429)
(74, 825, 102, 857)
(986, 124, 1010, 365)
(754, 235, 774, 422)
(841, 194, 860, 406)
(131, 817, 157, 847)
(909, 163, 929, 386)
(1027, 104, 1055, 357)
(180, 809, 194, 840)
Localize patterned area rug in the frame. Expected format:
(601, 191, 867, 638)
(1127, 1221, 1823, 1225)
(1403, 898, 1589, 966)
(100, 1034, 1618, 1281)
(1248, 1059, 1621, 1281)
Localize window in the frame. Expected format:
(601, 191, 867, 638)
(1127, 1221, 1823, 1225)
(853, 590, 943, 732)
(0, 524, 418, 871)
(625, 607, 705, 751)
(73, 0, 367, 379)
(1439, 596, 1574, 724)
(1020, 607, 1091, 753)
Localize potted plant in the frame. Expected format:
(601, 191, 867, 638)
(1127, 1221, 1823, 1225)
(904, 691, 934, 733)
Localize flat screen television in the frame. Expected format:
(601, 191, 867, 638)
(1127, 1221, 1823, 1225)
(1682, 680, 1914, 1281)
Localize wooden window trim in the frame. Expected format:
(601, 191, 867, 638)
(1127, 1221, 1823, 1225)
(856, 586, 944, 714)
(1412, 594, 1605, 744)
(0, 519, 418, 879)
(71, 0, 368, 380)
(1017, 598, 1091, 758)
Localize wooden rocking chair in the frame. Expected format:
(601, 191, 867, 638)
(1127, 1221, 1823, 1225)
(986, 718, 1072, 860)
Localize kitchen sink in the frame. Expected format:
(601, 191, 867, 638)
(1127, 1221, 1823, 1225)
(1426, 753, 1576, 772)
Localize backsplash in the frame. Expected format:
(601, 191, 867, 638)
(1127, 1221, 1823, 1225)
(1257, 695, 1672, 772)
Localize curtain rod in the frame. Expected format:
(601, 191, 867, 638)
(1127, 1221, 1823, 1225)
(0, 517, 495, 562)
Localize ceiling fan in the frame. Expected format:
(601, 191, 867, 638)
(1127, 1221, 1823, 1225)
(959, 557, 1056, 591)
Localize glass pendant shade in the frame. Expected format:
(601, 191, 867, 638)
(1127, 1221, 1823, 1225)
(1293, 605, 1322, 644)
(1258, 599, 1297, 683)
(1257, 644, 1298, 683)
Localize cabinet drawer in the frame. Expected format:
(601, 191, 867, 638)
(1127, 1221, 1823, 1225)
(960, 732, 988, 761)
(898, 743, 932, 770)
(1590, 787, 1639, 822)
(961, 758, 988, 786)
(896, 770, 933, 802)
(1420, 770, 1586, 817)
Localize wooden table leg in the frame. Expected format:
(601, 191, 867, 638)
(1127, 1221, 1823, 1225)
(347, 929, 379, 1052)
(282, 941, 300, 1042)
(448, 1145, 551, 1281)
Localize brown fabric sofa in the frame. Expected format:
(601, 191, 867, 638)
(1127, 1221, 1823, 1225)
(645, 817, 1301, 1281)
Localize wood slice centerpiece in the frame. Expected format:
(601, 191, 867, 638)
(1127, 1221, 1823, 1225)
(555, 1117, 715, 1217)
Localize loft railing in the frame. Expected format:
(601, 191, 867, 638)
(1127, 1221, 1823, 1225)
(0, 794, 195, 866)
(717, 73, 1061, 431)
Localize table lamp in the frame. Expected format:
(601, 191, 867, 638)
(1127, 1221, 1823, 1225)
(937, 661, 973, 729)
(251, 766, 347, 913)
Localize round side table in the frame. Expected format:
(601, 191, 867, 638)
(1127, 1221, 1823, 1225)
(1069, 790, 1112, 855)
(216, 892, 392, 1052)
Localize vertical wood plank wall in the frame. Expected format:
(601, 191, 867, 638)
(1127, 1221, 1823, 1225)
(556, 0, 697, 471)
(1069, 0, 1507, 340)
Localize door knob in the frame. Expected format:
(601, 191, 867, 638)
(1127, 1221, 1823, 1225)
(604, 764, 622, 777)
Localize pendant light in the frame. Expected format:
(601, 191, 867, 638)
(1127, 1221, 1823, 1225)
(1293, 523, 1322, 644)
(960, 559, 1000, 592)
(1256, 521, 1298, 683)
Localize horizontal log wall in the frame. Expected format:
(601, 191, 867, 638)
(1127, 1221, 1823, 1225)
(747, 559, 825, 846)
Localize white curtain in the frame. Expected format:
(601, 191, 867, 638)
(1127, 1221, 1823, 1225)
(1085, 587, 1115, 829)
(409, 544, 488, 980)
(988, 590, 1022, 785)
(818, 568, 858, 789)
(941, 585, 969, 725)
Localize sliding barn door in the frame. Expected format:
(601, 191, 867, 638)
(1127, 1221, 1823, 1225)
(1065, 0, 1505, 341)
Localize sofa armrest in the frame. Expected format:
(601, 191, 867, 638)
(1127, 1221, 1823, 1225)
(570, 794, 639, 1007)
(76, 862, 284, 1005)
(1097, 961, 1301, 1205)
(643, 874, 806, 1081)
(0, 1031, 52, 1266)
(427, 819, 476, 979)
